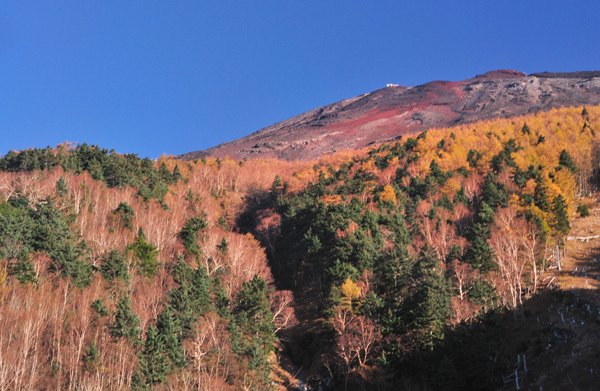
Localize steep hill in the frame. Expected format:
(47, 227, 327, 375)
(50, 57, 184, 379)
(180, 70, 600, 161)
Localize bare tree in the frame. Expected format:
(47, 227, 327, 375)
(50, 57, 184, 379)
(270, 290, 295, 333)
(490, 207, 539, 309)
(332, 306, 381, 390)
(450, 259, 473, 301)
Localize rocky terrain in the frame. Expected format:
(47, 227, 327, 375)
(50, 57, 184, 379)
(180, 70, 600, 161)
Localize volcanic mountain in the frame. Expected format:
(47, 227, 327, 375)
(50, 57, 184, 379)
(180, 70, 600, 161)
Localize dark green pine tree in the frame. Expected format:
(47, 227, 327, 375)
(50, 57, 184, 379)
(177, 217, 208, 255)
(235, 275, 273, 336)
(375, 246, 415, 335)
(172, 164, 183, 182)
(29, 200, 93, 287)
(112, 202, 135, 231)
(100, 250, 130, 284)
(11, 250, 38, 285)
(234, 276, 275, 342)
(466, 226, 495, 272)
(557, 150, 578, 174)
(270, 175, 285, 199)
(130, 371, 147, 391)
(217, 237, 228, 254)
(156, 306, 186, 369)
(127, 228, 160, 278)
(168, 261, 195, 338)
(212, 278, 231, 317)
(158, 162, 172, 183)
(138, 324, 169, 386)
(376, 246, 413, 294)
(81, 341, 100, 373)
(578, 203, 590, 217)
(110, 294, 141, 344)
(481, 173, 507, 210)
(428, 159, 448, 185)
(406, 249, 452, 345)
(512, 166, 529, 189)
(476, 201, 495, 225)
(190, 265, 212, 314)
(168, 258, 212, 339)
(172, 256, 193, 285)
(56, 242, 94, 288)
(467, 149, 482, 169)
(233, 276, 276, 379)
(381, 210, 411, 247)
(91, 299, 109, 317)
(465, 202, 496, 272)
(534, 176, 550, 212)
(55, 177, 68, 197)
(551, 195, 570, 237)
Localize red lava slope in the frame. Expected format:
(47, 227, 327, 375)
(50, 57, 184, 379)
(180, 70, 600, 161)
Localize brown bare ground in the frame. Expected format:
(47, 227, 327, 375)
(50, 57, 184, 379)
(502, 193, 600, 391)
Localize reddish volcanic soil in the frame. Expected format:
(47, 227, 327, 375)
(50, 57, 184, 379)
(180, 70, 600, 161)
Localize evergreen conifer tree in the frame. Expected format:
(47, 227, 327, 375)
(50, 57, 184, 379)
(172, 165, 183, 182)
(127, 228, 160, 278)
(557, 150, 578, 174)
(534, 176, 550, 212)
(190, 265, 212, 314)
(177, 217, 207, 255)
(81, 341, 100, 373)
(551, 195, 570, 237)
(110, 294, 141, 344)
(168, 259, 212, 339)
(11, 250, 37, 284)
(406, 250, 452, 345)
(138, 324, 169, 386)
(156, 306, 186, 369)
(112, 202, 135, 230)
(481, 173, 507, 210)
(100, 250, 130, 283)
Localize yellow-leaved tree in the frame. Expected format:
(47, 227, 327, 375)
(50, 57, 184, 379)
(340, 278, 361, 310)
(379, 184, 397, 205)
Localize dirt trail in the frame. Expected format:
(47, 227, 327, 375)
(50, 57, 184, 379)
(556, 195, 600, 293)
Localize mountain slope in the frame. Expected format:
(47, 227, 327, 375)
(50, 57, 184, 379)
(0, 105, 599, 390)
(180, 70, 600, 161)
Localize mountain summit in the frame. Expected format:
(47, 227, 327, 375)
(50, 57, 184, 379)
(180, 70, 600, 161)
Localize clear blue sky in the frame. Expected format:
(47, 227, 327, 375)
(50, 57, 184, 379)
(2, 1, 599, 158)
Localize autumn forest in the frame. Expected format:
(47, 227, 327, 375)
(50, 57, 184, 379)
(0, 105, 599, 390)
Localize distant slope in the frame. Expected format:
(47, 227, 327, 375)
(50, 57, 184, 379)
(180, 70, 600, 161)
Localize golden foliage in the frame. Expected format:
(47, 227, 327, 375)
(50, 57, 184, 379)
(341, 278, 361, 300)
(440, 176, 462, 199)
(341, 278, 361, 310)
(379, 184, 397, 204)
(321, 194, 342, 205)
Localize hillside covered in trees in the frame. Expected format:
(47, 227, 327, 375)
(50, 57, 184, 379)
(0, 105, 599, 390)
